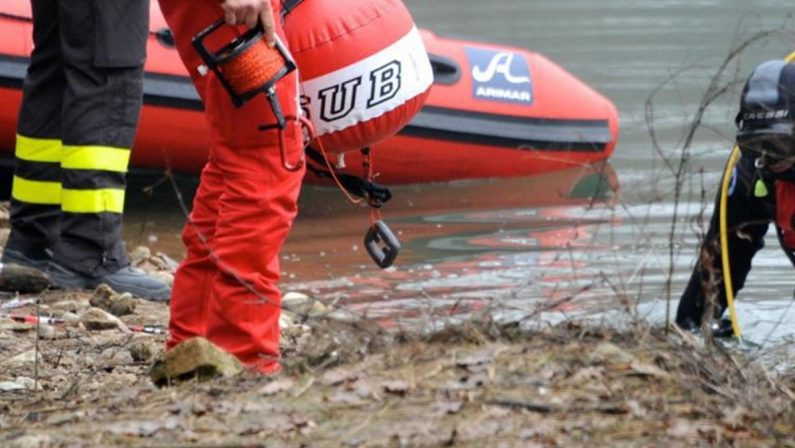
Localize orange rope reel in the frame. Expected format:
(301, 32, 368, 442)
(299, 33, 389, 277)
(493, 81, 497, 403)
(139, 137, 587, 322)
(221, 38, 288, 98)
(192, 19, 295, 108)
(192, 19, 304, 171)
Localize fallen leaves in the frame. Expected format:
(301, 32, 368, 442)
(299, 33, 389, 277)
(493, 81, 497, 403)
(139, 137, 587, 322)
(1, 302, 793, 447)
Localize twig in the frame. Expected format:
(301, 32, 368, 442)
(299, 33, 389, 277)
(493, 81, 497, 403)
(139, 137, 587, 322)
(485, 398, 627, 415)
(699, 379, 739, 402)
(484, 398, 553, 413)
(58, 376, 81, 401)
(291, 376, 316, 398)
(34, 297, 40, 392)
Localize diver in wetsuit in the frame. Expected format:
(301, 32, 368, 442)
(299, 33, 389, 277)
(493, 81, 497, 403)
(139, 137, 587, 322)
(677, 59, 795, 334)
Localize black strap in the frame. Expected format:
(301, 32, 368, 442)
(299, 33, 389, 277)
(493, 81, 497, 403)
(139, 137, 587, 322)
(304, 147, 392, 208)
(0, 12, 31, 23)
(281, 0, 304, 18)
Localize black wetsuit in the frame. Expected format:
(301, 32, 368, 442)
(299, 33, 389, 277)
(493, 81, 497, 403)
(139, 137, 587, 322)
(676, 154, 795, 327)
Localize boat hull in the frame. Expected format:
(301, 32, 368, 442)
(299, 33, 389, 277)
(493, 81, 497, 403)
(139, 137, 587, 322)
(0, 2, 619, 185)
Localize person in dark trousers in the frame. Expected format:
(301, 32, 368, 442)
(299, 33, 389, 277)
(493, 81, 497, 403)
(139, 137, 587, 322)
(1, 0, 170, 301)
(677, 59, 795, 333)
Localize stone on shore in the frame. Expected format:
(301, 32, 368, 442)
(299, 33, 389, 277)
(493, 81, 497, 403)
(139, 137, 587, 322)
(282, 291, 330, 317)
(0, 263, 50, 294)
(79, 307, 127, 331)
(89, 285, 137, 317)
(149, 337, 244, 387)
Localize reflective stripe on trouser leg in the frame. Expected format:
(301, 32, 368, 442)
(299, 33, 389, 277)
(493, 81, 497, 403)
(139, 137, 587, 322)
(53, 145, 131, 276)
(12, 135, 62, 206)
(60, 145, 130, 214)
(7, 135, 62, 257)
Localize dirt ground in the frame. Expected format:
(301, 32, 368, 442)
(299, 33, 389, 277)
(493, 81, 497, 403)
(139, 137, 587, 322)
(0, 201, 791, 447)
(1, 270, 794, 448)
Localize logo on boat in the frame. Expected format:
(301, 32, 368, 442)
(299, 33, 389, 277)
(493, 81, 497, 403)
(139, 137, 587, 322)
(466, 47, 533, 105)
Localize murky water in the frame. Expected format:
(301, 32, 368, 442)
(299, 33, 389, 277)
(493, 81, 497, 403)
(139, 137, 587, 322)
(124, 1, 795, 361)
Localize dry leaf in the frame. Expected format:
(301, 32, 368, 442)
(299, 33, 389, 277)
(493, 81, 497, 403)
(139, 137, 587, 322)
(321, 366, 360, 386)
(258, 378, 296, 396)
(628, 360, 669, 378)
(106, 418, 178, 437)
(434, 400, 464, 415)
(381, 380, 411, 396)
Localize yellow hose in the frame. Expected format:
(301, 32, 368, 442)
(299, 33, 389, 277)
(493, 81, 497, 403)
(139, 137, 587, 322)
(718, 50, 795, 339)
(718, 146, 742, 338)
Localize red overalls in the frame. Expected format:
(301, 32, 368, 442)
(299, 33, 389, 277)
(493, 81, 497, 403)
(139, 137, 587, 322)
(158, 0, 304, 373)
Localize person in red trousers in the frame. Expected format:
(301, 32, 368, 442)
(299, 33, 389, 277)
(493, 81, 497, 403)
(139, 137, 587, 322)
(158, 0, 304, 373)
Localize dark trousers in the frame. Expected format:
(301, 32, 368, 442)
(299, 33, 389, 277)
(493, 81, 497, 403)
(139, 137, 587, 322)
(676, 155, 775, 326)
(7, 0, 149, 277)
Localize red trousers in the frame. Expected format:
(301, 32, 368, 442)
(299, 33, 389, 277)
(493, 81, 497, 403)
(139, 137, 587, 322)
(158, 0, 304, 373)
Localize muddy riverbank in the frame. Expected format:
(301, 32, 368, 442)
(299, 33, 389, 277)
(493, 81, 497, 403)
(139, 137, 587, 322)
(1, 278, 793, 447)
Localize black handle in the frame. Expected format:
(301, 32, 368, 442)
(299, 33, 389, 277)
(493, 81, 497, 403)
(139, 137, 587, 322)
(364, 220, 400, 269)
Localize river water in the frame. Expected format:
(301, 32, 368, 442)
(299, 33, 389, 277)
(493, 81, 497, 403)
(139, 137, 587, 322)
(124, 1, 795, 362)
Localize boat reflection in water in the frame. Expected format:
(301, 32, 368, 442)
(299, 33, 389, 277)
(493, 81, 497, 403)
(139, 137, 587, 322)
(282, 161, 621, 328)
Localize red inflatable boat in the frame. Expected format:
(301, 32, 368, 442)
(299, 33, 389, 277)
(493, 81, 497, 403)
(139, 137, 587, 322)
(0, 1, 619, 185)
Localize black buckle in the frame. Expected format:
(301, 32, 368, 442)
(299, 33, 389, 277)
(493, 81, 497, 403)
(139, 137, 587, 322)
(364, 220, 400, 268)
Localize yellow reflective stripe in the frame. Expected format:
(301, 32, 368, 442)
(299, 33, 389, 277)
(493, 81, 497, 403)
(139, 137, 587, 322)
(62, 145, 130, 172)
(15, 134, 62, 163)
(11, 175, 62, 205)
(61, 188, 125, 214)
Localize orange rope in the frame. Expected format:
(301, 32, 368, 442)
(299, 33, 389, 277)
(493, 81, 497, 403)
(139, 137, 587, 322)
(220, 38, 285, 96)
(369, 207, 382, 226)
(362, 149, 382, 226)
(300, 121, 386, 243)
(310, 133, 366, 206)
(305, 126, 384, 232)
